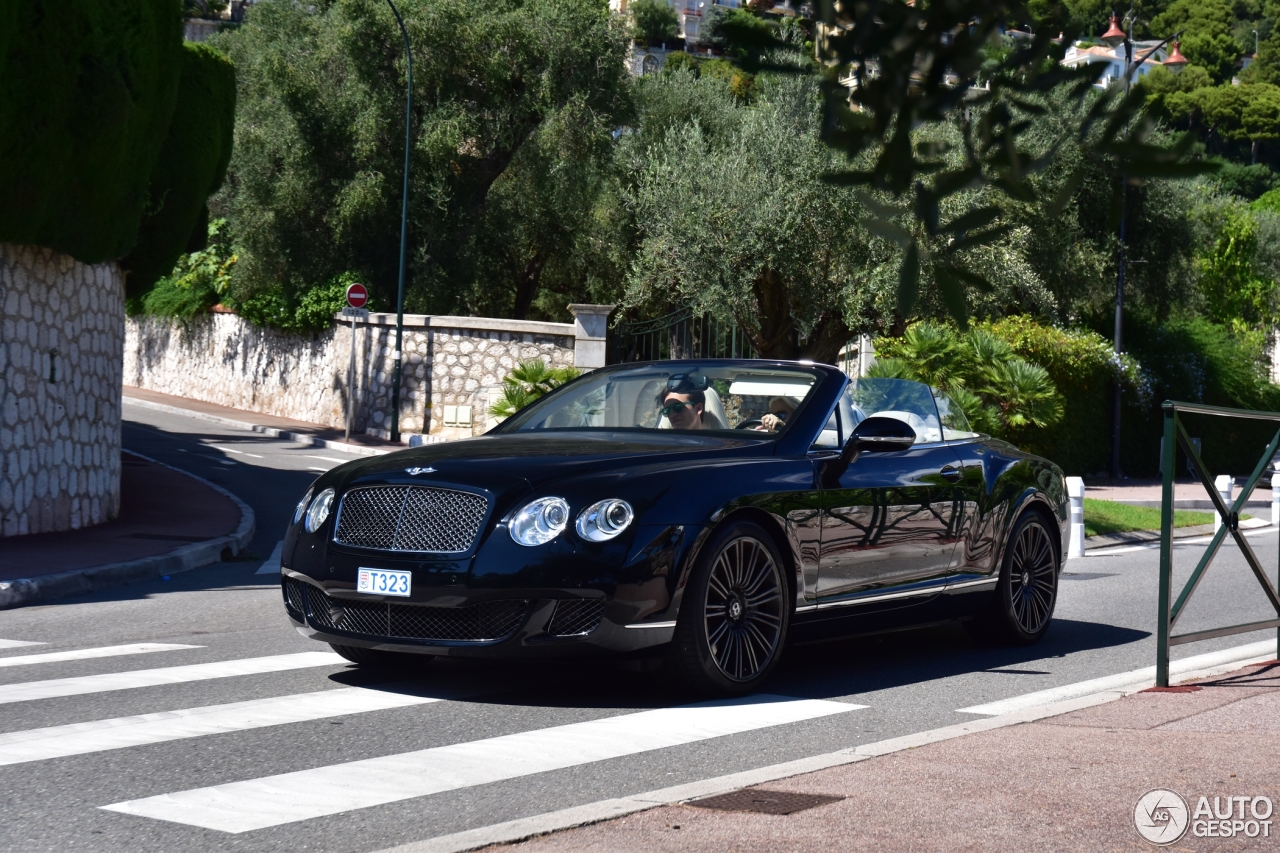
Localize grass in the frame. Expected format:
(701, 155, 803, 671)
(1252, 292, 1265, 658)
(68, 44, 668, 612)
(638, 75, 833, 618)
(1083, 498, 1219, 538)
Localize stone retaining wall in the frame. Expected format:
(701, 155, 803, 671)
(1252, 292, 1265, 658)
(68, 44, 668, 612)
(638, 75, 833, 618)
(1, 244, 124, 538)
(124, 311, 579, 439)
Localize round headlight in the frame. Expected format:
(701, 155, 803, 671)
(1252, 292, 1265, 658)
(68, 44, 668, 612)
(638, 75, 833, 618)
(575, 499, 634, 542)
(294, 488, 313, 525)
(304, 488, 335, 533)
(510, 497, 570, 546)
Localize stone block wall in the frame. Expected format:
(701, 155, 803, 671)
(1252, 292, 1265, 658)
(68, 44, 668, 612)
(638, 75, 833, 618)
(124, 311, 578, 439)
(1, 244, 124, 538)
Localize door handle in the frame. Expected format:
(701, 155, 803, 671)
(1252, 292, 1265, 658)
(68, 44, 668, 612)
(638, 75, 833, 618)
(940, 466, 963, 482)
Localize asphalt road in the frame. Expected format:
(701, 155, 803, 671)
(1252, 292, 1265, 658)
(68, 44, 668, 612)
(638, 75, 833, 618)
(0, 402, 1275, 852)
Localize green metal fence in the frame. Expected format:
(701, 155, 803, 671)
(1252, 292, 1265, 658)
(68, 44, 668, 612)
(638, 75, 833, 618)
(1157, 400, 1280, 686)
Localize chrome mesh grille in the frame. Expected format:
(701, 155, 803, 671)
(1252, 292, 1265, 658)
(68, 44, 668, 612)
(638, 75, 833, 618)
(302, 585, 527, 642)
(547, 599, 605, 636)
(282, 577, 307, 617)
(334, 486, 489, 553)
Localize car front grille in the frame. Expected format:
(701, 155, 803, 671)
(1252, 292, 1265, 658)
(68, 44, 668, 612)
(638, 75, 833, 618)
(547, 599, 605, 636)
(333, 486, 489, 553)
(283, 577, 307, 618)
(302, 584, 527, 642)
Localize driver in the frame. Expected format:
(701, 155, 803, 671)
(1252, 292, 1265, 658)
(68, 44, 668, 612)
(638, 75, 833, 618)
(659, 388, 705, 430)
(756, 396, 798, 432)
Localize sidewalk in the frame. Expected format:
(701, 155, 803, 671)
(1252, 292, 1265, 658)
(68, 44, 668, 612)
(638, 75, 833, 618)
(0, 451, 254, 607)
(481, 660, 1280, 853)
(123, 385, 401, 457)
(1088, 478, 1272, 509)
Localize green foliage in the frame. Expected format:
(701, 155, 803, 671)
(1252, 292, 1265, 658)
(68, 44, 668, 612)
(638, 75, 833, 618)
(122, 42, 237, 296)
(230, 272, 364, 333)
(1197, 206, 1279, 329)
(488, 360, 581, 419)
(137, 217, 236, 320)
(1212, 161, 1280, 198)
(0, 0, 183, 263)
(628, 0, 678, 44)
(1152, 0, 1240, 83)
(815, 0, 1209, 327)
(213, 0, 629, 324)
(662, 51, 699, 75)
(700, 59, 755, 101)
(1252, 186, 1280, 212)
(701, 6, 776, 58)
(870, 322, 1066, 438)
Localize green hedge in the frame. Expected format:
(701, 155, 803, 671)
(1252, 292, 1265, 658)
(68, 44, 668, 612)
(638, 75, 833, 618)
(0, 0, 232, 291)
(121, 42, 236, 295)
(0, 0, 183, 263)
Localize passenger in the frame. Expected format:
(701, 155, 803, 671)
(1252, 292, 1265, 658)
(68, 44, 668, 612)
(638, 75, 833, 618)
(659, 389, 706, 430)
(756, 396, 798, 432)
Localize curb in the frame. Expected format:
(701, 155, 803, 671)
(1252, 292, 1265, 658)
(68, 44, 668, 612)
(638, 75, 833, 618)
(371, 642, 1275, 853)
(0, 451, 256, 609)
(122, 394, 395, 458)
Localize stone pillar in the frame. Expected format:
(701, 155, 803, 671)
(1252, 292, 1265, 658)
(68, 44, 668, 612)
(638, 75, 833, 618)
(1, 244, 124, 537)
(568, 304, 615, 369)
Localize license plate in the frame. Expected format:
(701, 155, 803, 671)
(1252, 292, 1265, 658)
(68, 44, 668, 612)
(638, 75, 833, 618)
(357, 568, 412, 597)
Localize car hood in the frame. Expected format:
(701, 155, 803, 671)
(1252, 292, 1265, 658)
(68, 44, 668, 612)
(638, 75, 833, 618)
(331, 430, 774, 495)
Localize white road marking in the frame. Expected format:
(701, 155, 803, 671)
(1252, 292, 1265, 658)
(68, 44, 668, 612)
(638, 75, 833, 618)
(1088, 525, 1277, 556)
(255, 540, 285, 575)
(306, 456, 347, 464)
(0, 687, 443, 766)
(101, 695, 865, 833)
(0, 640, 46, 650)
(0, 652, 344, 706)
(212, 447, 263, 458)
(957, 640, 1277, 715)
(0, 643, 199, 669)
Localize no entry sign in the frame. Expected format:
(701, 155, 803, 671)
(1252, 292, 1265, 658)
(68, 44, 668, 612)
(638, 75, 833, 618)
(346, 283, 369, 309)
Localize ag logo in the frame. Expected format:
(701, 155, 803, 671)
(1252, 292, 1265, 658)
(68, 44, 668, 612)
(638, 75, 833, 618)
(1135, 789, 1190, 845)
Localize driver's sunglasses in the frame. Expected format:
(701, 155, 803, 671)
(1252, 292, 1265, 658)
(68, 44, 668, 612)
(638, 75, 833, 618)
(660, 401, 693, 417)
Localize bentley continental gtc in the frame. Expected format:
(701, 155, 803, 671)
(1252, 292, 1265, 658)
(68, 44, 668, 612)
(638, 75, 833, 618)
(281, 360, 1068, 696)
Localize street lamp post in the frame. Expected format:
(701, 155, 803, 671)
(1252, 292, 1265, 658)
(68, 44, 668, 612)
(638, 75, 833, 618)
(1101, 10, 1185, 478)
(386, 0, 412, 443)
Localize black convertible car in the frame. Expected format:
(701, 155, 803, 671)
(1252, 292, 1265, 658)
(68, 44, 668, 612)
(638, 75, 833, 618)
(281, 360, 1067, 695)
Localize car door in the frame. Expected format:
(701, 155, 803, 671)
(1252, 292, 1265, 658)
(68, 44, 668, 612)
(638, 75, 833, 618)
(816, 380, 965, 606)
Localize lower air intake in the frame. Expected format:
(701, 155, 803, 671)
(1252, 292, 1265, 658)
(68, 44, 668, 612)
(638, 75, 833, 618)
(302, 585, 527, 643)
(547, 599, 605, 636)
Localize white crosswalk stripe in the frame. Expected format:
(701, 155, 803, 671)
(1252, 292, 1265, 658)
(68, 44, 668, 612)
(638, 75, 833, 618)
(0, 687, 443, 766)
(0, 652, 344, 705)
(101, 694, 865, 833)
(0, 643, 199, 669)
(0, 639, 46, 650)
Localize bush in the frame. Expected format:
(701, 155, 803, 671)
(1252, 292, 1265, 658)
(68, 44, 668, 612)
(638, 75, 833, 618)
(228, 272, 365, 333)
(489, 360, 581, 419)
(136, 217, 236, 320)
(662, 51, 699, 75)
(122, 42, 236, 296)
(1211, 161, 1279, 200)
(0, 0, 183, 263)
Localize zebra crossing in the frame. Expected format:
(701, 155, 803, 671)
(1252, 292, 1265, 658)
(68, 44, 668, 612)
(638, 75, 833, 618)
(0, 635, 868, 847)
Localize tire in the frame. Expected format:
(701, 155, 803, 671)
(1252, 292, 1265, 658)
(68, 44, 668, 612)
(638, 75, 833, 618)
(966, 510, 1059, 645)
(329, 643, 433, 669)
(666, 521, 791, 696)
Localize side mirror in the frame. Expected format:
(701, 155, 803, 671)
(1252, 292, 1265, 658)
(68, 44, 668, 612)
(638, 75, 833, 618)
(847, 416, 916, 455)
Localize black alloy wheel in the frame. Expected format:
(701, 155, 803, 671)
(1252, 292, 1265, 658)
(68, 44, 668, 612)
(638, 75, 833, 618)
(667, 520, 790, 696)
(968, 510, 1059, 645)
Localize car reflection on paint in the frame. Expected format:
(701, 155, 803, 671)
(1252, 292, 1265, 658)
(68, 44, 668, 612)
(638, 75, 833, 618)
(281, 360, 1067, 696)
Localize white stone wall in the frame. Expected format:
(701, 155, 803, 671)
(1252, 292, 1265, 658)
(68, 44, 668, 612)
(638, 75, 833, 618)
(0, 244, 124, 538)
(124, 311, 577, 439)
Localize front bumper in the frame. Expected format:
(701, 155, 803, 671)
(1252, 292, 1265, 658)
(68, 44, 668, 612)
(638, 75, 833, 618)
(281, 571, 676, 658)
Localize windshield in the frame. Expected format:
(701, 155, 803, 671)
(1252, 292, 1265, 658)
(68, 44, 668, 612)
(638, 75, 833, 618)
(497, 364, 824, 436)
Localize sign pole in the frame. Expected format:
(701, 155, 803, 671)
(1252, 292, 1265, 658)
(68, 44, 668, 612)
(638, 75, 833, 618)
(343, 283, 370, 443)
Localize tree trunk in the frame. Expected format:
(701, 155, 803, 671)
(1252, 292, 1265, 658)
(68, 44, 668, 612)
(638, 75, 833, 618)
(512, 252, 546, 320)
(743, 268, 851, 363)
